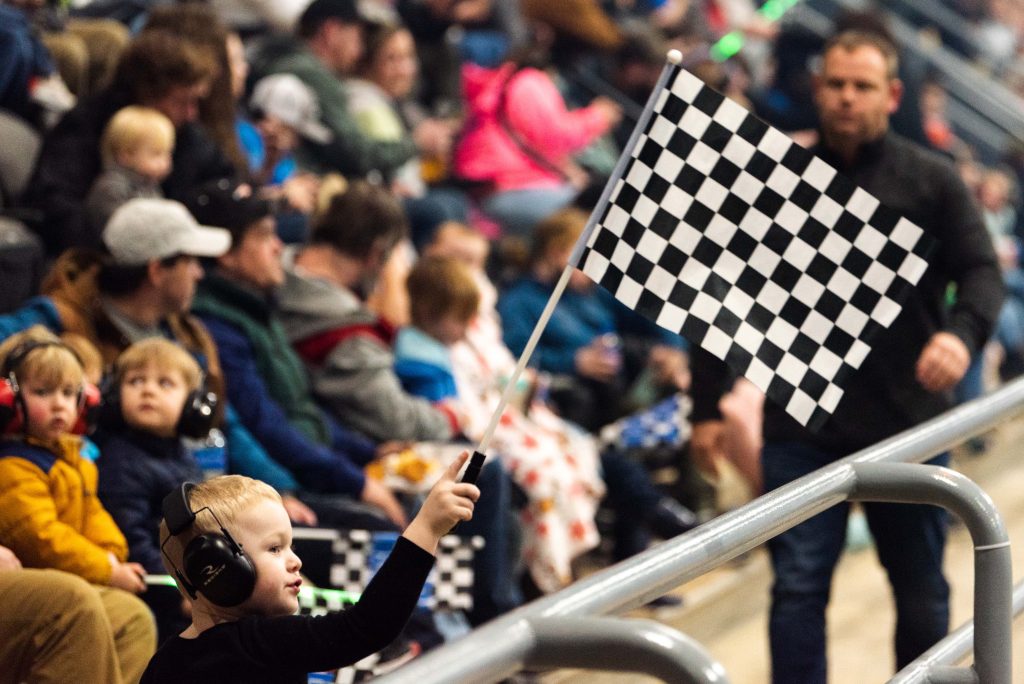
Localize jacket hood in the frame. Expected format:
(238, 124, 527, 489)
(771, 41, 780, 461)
(277, 246, 376, 342)
(461, 62, 519, 118)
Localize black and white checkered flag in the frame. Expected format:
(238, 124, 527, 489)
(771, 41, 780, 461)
(578, 62, 934, 429)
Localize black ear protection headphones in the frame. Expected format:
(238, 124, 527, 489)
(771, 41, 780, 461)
(0, 340, 101, 436)
(160, 482, 257, 607)
(98, 364, 218, 439)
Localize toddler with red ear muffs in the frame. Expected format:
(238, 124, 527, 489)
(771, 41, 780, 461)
(0, 325, 147, 595)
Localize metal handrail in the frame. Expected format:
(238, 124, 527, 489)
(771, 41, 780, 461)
(890, 579, 1024, 683)
(886, 0, 983, 58)
(375, 377, 1024, 683)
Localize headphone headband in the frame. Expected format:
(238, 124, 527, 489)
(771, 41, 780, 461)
(2, 340, 84, 379)
(163, 482, 198, 535)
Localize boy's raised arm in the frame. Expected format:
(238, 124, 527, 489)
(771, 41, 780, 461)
(401, 451, 479, 555)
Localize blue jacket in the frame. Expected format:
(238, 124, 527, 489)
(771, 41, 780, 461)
(94, 428, 203, 574)
(497, 277, 685, 377)
(0, 6, 53, 122)
(0, 296, 61, 340)
(197, 312, 373, 498)
(393, 327, 458, 402)
(497, 277, 617, 375)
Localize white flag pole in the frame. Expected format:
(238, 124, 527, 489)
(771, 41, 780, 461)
(465, 50, 685, 479)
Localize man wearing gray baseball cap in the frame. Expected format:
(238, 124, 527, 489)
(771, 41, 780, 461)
(0, 198, 231, 365)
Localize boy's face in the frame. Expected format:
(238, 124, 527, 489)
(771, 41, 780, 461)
(119, 143, 173, 184)
(425, 313, 471, 347)
(119, 363, 190, 438)
(21, 377, 81, 443)
(233, 499, 303, 616)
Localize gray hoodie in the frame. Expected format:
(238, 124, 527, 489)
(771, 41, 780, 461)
(276, 247, 455, 442)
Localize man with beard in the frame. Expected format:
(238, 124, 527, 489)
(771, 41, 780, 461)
(690, 31, 1002, 683)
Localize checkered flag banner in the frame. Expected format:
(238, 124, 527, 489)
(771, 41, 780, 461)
(577, 59, 934, 429)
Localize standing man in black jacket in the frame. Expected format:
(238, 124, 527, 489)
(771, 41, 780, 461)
(690, 31, 1003, 684)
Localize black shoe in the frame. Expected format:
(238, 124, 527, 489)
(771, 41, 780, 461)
(645, 594, 685, 609)
(646, 497, 700, 540)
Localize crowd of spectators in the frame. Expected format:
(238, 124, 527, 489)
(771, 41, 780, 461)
(0, 0, 1022, 681)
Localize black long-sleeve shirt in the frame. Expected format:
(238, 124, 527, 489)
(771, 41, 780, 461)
(691, 131, 1003, 454)
(140, 536, 433, 684)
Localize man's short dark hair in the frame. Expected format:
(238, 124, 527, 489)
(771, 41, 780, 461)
(823, 30, 900, 80)
(298, 0, 361, 40)
(97, 254, 187, 296)
(310, 182, 408, 259)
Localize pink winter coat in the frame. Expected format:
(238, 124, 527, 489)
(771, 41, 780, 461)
(453, 63, 612, 192)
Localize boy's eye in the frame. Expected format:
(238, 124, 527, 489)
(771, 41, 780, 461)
(269, 545, 281, 554)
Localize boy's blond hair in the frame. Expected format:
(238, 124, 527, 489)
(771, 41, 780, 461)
(406, 255, 481, 330)
(0, 326, 85, 390)
(100, 106, 176, 169)
(114, 338, 203, 392)
(159, 475, 281, 580)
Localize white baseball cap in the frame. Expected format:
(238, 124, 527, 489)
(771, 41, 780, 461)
(103, 198, 233, 265)
(250, 73, 333, 144)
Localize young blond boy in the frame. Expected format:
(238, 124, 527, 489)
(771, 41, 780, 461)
(393, 255, 481, 402)
(95, 338, 211, 642)
(85, 105, 175, 233)
(0, 326, 156, 681)
(142, 461, 478, 682)
(96, 338, 208, 575)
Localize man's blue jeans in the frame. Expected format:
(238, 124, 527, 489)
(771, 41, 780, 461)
(762, 442, 950, 684)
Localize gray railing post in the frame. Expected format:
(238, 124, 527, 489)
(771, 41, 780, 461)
(851, 463, 1013, 684)
(525, 617, 730, 684)
(890, 580, 1024, 684)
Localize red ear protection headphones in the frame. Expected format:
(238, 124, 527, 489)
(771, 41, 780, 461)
(0, 340, 101, 436)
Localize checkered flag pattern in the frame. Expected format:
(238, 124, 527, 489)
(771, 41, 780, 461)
(432, 535, 483, 611)
(579, 65, 934, 429)
(600, 393, 692, 450)
(330, 530, 484, 611)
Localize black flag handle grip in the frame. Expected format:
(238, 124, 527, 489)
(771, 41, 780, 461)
(449, 450, 486, 534)
(461, 450, 486, 485)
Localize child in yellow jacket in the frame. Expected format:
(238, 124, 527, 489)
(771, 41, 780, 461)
(0, 327, 146, 592)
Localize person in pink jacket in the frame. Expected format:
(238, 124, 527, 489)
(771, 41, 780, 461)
(453, 55, 621, 238)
